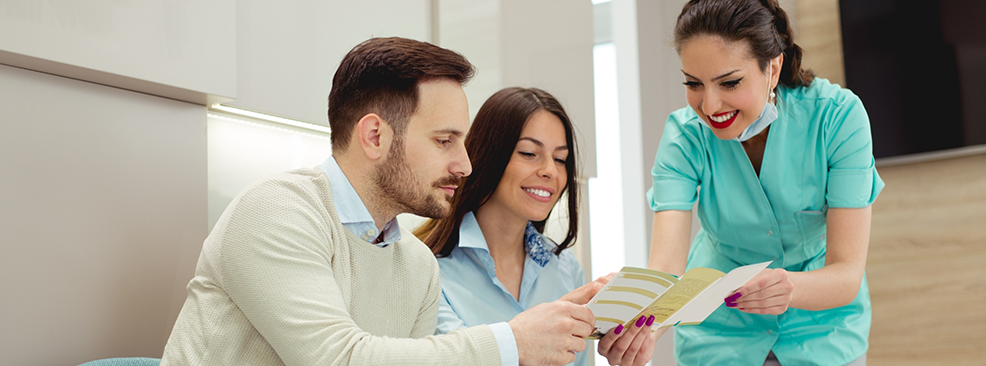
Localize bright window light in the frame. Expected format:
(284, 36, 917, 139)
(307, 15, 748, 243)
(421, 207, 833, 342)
(589, 42, 625, 280)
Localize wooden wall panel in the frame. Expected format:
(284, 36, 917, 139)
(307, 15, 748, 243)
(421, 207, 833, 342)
(794, 0, 846, 87)
(867, 153, 986, 365)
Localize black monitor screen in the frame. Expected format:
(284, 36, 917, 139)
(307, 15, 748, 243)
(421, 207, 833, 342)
(840, 0, 986, 158)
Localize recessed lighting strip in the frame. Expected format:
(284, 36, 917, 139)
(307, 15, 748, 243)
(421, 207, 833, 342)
(210, 104, 332, 135)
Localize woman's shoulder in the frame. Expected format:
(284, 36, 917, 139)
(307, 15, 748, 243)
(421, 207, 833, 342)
(781, 77, 862, 109)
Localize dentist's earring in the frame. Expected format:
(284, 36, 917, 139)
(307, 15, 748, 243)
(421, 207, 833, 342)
(770, 90, 776, 103)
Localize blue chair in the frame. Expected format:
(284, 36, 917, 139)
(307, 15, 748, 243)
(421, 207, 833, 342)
(77, 357, 161, 366)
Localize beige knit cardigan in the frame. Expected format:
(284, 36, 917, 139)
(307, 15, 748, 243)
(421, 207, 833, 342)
(161, 167, 502, 365)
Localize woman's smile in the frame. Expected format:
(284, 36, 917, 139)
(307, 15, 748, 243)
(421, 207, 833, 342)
(708, 110, 739, 129)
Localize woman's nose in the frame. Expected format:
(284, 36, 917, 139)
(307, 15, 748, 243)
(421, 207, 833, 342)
(702, 89, 721, 116)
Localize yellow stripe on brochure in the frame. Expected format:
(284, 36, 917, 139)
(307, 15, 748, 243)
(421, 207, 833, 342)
(605, 286, 658, 298)
(591, 300, 644, 310)
(620, 267, 680, 284)
(595, 317, 629, 326)
(621, 274, 673, 288)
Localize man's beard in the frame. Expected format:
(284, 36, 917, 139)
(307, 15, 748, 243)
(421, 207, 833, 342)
(373, 136, 460, 219)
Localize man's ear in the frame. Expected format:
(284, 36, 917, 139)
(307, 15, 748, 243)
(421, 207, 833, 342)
(355, 113, 392, 161)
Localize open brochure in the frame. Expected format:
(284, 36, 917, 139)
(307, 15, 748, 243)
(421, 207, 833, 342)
(586, 261, 771, 339)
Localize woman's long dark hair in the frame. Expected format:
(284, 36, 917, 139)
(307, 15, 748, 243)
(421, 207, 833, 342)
(414, 87, 580, 258)
(673, 0, 814, 88)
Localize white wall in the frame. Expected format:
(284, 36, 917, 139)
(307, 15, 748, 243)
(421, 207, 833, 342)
(229, 0, 431, 124)
(207, 113, 333, 230)
(0, 64, 207, 366)
(0, 0, 236, 105)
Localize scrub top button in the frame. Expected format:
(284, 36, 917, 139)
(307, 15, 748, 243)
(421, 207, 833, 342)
(767, 231, 773, 236)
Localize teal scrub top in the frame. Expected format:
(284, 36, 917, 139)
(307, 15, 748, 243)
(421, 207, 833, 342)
(647, 78, 884, 366)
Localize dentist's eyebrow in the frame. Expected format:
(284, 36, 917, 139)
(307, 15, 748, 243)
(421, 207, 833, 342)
(681, 69, 741, 82)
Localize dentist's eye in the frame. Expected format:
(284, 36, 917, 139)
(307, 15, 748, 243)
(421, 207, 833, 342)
(721, 77, 743, 90)
(683, 81, 702, 90)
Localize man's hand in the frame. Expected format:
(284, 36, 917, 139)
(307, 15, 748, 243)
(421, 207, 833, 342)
(559, 272, 616, 305)
(509, 301, 595, 366)
(597, 315, 657, 366)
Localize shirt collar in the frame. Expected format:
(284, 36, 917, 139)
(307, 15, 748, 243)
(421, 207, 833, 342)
(320, 156, 401, 246)
(459, 211, 552, 267)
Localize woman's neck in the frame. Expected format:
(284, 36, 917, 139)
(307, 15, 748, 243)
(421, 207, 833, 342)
(473, 203, 528, 261)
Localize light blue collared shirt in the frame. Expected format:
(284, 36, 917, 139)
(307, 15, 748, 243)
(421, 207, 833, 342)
(320, 156, 400, 247)
(435, 212, 588, 366)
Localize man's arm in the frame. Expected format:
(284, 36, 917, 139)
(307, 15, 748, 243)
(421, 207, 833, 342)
(218, 180, 595, 366)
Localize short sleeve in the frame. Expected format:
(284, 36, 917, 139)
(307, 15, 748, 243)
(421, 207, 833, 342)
(647, 110, 704, 212)
(824, 94, 885, 208)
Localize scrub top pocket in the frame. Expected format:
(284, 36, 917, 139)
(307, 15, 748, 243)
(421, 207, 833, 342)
(795, 205, 828, 260)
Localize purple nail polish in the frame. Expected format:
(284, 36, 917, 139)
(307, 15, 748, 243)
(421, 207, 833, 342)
(646, 315, 655, 327)
(614, 324, 623, 334)
(726, 302, 736, 308)
(635, 316, 646, 327)
(725, 293, 741, 302)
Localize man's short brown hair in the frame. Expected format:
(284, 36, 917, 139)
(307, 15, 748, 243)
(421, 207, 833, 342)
(328, 37, 475, 151)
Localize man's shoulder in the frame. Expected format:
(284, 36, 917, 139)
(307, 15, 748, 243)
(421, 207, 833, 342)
(394, 227, 440, 269)
(235, 166, 330, 204)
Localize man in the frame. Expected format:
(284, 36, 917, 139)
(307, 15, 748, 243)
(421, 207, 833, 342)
(161, 37, 596, 366)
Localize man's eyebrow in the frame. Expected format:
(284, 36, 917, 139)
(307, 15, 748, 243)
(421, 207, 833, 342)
(681, 69, 740, 82)
(519, 136, 568, 150)
(434, 128, 465, 137)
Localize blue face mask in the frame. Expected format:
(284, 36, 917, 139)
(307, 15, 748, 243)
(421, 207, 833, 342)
(733, 63, 778, 142)
(733, 99, 777, 142)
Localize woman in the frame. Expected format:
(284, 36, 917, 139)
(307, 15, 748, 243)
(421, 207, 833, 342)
(416, 87, 654, 366)
(644, 1, 883, 365)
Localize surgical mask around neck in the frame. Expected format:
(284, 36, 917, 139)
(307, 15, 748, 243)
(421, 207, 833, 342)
(733, 99, 777, 142)
(733, 64, 778, 142)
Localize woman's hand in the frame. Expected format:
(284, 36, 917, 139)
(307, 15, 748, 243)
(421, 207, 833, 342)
(559, 272, 616, 305)
(725, 268, 794, 315)
(596, 315, 656, 366)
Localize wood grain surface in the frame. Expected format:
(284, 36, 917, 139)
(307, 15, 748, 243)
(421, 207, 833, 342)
(868, 153, 986, 365)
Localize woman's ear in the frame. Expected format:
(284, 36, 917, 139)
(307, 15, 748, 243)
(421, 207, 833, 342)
(770, 54, 784, 88)
(355, 113, 393, 161)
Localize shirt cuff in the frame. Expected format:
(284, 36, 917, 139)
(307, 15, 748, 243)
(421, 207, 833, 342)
(489, 322, 519, 366)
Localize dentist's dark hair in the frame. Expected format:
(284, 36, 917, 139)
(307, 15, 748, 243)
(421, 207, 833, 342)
(673, 0, 815, 88)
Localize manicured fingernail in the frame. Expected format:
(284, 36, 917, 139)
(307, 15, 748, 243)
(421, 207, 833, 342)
(635, 316, 646, 327)
(725, 293, 741, 302)
(614, 324, 623, 334)
(725, 302, 736, 308)
(646, 315, 655, 327)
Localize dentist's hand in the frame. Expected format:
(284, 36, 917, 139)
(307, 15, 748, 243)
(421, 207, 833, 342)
(596, 315, 656, 366)
(725, 268, 794, 315)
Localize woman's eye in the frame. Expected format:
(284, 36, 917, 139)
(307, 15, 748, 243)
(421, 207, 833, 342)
(721, 78, 742, 90)
(554, 158, 566, 165)
(519, 152, 536, 157)
(683, 81, 702, 90)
